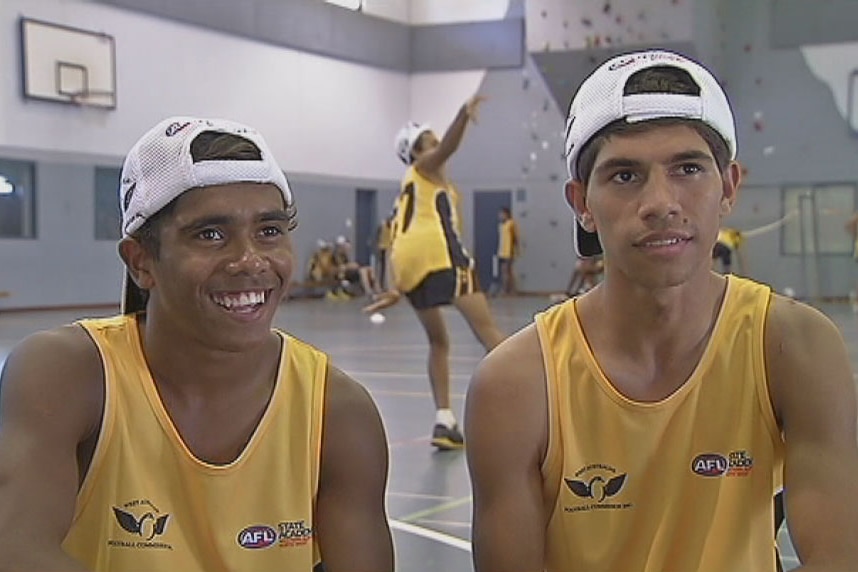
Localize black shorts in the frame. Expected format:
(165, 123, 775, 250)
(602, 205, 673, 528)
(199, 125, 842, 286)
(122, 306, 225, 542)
(405, 267, 481, 310)
(712, 242, 732, 266)
(342, 268, 361, 283)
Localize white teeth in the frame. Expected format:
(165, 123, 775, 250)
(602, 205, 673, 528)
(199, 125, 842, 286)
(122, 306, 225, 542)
(646, 238, 681, 247)
(212, 291, 267, 309)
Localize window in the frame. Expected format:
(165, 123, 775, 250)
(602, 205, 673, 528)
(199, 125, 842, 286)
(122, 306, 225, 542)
(782, 184, 855, 255)
(0, 158, 36, 239)
(95, 166, 121, 240)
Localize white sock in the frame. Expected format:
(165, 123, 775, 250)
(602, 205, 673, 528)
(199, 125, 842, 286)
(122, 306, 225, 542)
(436, 409, 457, 429)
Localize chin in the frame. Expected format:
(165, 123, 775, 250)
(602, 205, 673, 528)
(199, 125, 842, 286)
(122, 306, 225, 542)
(216, 327, 274, 353)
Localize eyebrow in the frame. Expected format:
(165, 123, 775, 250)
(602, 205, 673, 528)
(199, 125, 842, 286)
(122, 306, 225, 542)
(179, 210, 291, 233)
(669, 150, 716, 164)
(257, 210, 292, 223)
(594, 150, 715, 176)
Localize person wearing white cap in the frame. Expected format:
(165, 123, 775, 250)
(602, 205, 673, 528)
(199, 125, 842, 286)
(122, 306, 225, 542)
(465, 50, 858, 571)
(380, 95, 505, 451)
(0, 117, 393, 571)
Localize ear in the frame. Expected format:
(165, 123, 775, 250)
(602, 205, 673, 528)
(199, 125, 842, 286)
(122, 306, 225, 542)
(118, 237, 156, 291)
(719, 161, 742, 217)
(565, 179, 596, 232)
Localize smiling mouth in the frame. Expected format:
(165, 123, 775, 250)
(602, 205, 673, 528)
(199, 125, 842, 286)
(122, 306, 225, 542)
(640, 237, 687, 247)
(210, 290, 271, 313)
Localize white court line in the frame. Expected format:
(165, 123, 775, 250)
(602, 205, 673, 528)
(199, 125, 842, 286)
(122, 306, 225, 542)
(387, 491, 454, 501)
(389, 519, 472, 553)
(415, 518, 472, 529)
(371, 389, 465, 399)
(348, 370, 472, 380)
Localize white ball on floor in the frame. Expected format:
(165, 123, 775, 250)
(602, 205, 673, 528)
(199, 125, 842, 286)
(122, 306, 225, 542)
(369, 312, 386, 325)
(783, 287, 795, 298)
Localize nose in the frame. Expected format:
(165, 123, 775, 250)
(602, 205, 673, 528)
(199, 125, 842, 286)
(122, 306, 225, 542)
(224, 237, 268, 275)
(637, 168, 681, 222)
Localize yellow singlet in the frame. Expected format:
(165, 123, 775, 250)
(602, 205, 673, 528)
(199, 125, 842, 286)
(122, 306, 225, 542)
(536, 275, 784, 571)
(63, 314, 326, 571)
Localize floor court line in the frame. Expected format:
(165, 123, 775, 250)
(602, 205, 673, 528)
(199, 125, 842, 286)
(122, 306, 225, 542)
(387, 436, 430, 449)
(397, 495, 473, 524)
(387, 491, 455, 501)
(322, 344, 486, 357)
(414, 518, 471, 529)
(389, 519, 472, 553)
(371, 389, 465, 399)
(346, 370, 473, 380)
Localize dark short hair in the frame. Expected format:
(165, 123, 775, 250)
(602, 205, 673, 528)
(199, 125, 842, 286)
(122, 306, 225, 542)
(131, 132, 264, 258)
(575, 66, 731, 185)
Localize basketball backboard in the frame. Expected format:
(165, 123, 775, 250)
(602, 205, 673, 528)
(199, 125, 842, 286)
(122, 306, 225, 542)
(19, 17, 117, 109)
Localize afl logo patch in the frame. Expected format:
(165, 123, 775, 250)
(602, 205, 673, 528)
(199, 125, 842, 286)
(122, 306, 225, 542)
(691, 453, 729, 477)
(237, 525, 277, 549)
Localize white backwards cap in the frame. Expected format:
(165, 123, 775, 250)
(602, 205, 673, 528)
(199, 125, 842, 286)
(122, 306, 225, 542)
(119, 116, 295, 313)
(394, 121, 432, 165)
(564, 50, 736, 257)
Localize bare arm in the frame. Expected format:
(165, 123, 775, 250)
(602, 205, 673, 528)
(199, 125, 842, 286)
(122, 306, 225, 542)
(415, 95, 486, 176)
(767, 296, 858, 571)
(0, 326, 103, 572)
(465, 325, 548, 572)
(315, 366, 393, 572)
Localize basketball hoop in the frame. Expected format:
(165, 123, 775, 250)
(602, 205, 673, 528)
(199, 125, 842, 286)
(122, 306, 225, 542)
(67, 89, 115, 127)
(66, 88, 116, 109)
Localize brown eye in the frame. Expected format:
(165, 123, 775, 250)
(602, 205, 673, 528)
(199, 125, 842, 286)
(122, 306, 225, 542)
(259, 225, 285, 238)
(198, 228, 223, 241)
(678, 163, 703, 175)
(610, 170, 636, 184)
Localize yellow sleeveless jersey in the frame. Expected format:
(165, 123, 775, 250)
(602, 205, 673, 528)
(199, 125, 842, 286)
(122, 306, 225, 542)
(536, 276, 784, 572)
(390, 166, 472, 293)
(497, 219, 518, 259)
(63, 315, 326, 572)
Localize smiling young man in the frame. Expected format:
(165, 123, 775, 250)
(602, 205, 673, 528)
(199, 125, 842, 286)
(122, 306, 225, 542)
(0, 117, 393, 572)
(465, 50, 858, 571)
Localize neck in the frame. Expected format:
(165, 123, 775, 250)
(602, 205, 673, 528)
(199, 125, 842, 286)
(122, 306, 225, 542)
(582, 270, 727, 358)
(135, 313, 281, 397)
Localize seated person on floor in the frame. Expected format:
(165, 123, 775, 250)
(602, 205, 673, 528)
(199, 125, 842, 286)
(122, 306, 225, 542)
(306, 240, 338, 285)
(328, 236, 382, 299)
(566, 255, 604, 297)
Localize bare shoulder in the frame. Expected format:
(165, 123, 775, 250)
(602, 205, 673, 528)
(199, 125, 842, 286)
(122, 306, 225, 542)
(466, 323, 547, 461)
(470, 322, 544, 400)
(323, 366, 382, 423)
(765, 294, 844, 359)
(765, 294, 853, 424)
(318, 365, 388, 492)
(0, 323, 104, 442)
(2, 324, 103, 398)
(321, 366, 387, 461)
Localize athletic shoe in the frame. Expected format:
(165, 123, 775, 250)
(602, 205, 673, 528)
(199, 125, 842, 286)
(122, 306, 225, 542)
(431, 423, 464, 450)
